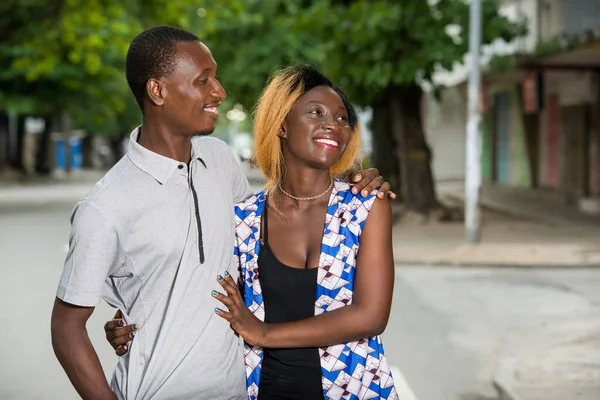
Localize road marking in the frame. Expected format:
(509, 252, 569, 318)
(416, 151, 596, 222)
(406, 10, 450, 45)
(390, 365, 419, 400)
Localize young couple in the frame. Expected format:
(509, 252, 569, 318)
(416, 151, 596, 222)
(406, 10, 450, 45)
(51, 25, 398, 400)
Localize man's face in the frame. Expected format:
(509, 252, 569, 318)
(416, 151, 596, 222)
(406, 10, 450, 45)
(160, 41, 226, 136)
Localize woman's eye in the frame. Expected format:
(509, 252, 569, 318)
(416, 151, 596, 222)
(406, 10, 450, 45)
(199, 78, 209, 84)
(338, 115, 349, 121)
(309, 109, 323, 116)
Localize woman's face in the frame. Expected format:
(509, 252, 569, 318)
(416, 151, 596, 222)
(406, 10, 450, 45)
(280, 85, 352, 171)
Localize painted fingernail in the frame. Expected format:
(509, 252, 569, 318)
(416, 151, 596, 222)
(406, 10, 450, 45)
(212, 290, 218, 296)
(119, 319, 124, 326)
(215, 307, 221, 313)
(132, 324, 138, 331)
(218, 275, 223, 281)
(129, 332, 135, 339)
(224, 271, 230, 276)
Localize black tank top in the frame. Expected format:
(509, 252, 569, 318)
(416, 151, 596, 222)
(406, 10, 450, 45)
(257, 204, 324, 400)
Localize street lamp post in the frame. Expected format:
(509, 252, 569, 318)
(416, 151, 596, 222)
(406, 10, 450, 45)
(465, 0, 482, 243)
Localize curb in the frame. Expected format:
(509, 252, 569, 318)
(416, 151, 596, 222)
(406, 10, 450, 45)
(393, 259, 600, 269)
(493, 358, 521, 400)
(444, 193, 599, 228)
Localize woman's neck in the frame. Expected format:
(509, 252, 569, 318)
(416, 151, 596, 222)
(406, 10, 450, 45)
(277, 167, 333, 207)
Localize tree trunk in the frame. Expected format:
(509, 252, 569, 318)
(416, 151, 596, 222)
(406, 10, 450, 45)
(0, 111, 7, 172)
(389, 82, 440, 214)
(109, 135, 126, 165)
(8, 115, 27, 171)
(35, 116, 54, 175)
(370, 90, 402, 200)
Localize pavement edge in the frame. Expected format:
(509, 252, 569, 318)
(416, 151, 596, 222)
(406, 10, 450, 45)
(493, 357, 521, 400)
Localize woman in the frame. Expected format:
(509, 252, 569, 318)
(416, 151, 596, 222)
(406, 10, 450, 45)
(213, 65, 397, 400)
(105, 66, 397, 400)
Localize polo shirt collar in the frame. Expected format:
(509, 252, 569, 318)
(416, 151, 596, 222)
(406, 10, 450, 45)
(127, 126, 207, 184)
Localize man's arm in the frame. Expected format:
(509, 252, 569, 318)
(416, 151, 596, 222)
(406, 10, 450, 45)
(52, 199, 119, 399)
(51, 298, 116, 400)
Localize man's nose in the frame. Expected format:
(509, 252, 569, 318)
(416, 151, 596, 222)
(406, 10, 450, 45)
(211, 80, 227, 101)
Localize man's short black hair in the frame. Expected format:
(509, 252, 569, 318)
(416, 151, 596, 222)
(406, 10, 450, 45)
(126, 26, 200, 112)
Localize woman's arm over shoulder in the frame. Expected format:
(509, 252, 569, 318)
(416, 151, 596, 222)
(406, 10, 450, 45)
(214, 195, 395, 349)
(353, 195, 394, 334)
(255, 196, 393, 347)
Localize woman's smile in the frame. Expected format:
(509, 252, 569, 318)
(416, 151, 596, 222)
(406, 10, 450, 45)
(313, 137, 340, 149)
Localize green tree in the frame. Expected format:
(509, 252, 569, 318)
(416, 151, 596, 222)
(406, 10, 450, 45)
(0, 0, 197, 170)
(195, 0, 524, 215)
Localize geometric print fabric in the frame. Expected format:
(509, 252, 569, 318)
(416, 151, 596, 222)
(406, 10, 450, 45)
(234, 180, 399, 399)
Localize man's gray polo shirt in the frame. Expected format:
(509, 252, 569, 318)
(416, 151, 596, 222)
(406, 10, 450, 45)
(56, 128, 252, 399)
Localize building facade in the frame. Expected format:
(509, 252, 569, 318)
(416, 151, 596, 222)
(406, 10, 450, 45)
(426, 0, 600, 213)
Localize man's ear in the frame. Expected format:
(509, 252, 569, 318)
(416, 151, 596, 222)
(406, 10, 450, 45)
(146, 79, 165, 106)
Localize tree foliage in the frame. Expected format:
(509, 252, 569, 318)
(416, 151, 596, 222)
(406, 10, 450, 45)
(191, 0, 524, 213)
(0, 0, 195, 135)
(2, 0, 525, 211)
(194, 0, 524, 108)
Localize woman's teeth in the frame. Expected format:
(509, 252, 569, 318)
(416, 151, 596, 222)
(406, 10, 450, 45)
(314, 139, 338, 147)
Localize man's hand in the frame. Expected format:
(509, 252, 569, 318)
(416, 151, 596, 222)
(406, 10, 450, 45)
(212, 272, 268, 347)
(104, 310, 138, 356)
(347, 168, 396, 199)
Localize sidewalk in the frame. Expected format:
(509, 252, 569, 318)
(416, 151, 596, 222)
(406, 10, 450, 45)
(0, 167, 109, 205)
(493, 335, 600, 400)
(0, 165, 268, 209)
(0, 169, 106, 209)
(392, 182, 600, 268)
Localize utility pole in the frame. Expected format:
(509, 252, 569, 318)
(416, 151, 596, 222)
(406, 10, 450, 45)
(465, 0, 482, 243)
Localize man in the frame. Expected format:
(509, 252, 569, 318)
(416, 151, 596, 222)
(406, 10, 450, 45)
(51, 26, 389, 400)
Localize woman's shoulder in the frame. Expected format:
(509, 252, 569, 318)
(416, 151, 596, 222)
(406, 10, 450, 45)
(333, 179, 379, 204)
(234, 190, 267, 214)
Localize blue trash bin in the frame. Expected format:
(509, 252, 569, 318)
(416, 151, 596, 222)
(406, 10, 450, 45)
(54, 136, 66, 172)
(70, 137, 82, 171)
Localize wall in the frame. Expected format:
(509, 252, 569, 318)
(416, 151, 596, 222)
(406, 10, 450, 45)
(487, 84, 532, 187)
(423, 85, 467, 181)
(539, 0, 565, 42)
(539, 71, 596, 195)
(592, 73, 600, 197)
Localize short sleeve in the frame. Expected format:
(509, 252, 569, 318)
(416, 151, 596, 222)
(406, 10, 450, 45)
(222, 145, 253, 204)
(56, 200, 119, 307)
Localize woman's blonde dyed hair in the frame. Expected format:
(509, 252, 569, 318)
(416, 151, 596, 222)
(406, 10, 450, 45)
(253, 65, 362, 192)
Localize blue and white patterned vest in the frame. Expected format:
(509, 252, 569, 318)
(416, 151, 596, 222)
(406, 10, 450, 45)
(234, 180, 398, 400)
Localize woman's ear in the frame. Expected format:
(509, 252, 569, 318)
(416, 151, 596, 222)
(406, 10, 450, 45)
(278, 124, 287, 139)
